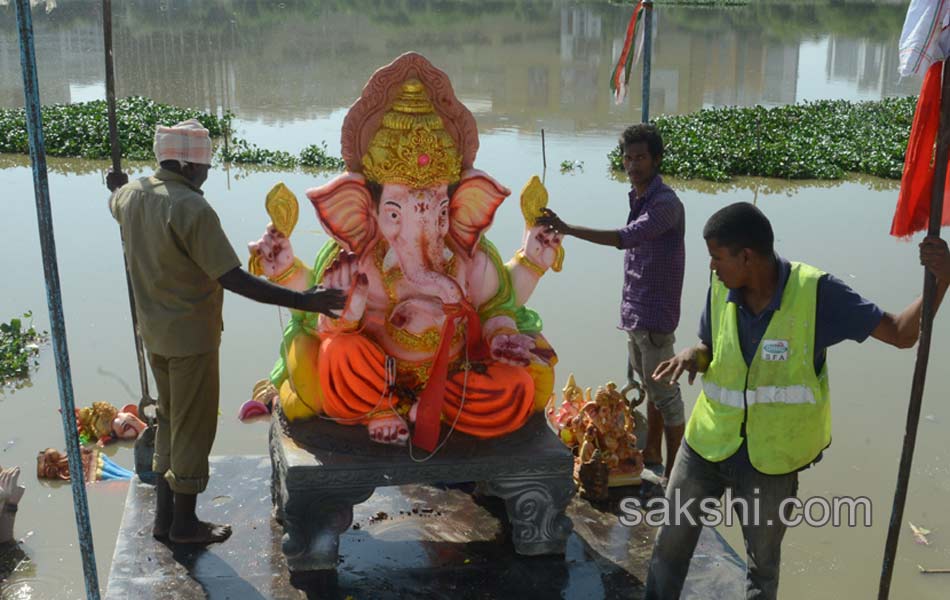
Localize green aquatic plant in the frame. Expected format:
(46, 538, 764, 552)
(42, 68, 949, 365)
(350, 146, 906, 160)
(0, 96, 230, 161)
(299, 143, 345, 170)
(0, 95, 348, 171)
(222, 137, 298, 168)
(608, 97, 916, 182)
(560, 159, 584, 174)
(221, 139, 345, 171)
(0, 312, 47, 388)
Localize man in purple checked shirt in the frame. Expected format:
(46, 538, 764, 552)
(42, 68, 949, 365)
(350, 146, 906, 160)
(537, 123, 686, 478)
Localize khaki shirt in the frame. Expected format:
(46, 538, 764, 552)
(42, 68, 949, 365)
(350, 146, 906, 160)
(110, 169, 241, 357)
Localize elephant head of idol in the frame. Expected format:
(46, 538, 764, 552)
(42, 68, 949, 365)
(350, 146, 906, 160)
(306, 52, 510, 305)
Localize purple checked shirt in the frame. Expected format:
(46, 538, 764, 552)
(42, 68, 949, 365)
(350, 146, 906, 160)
(617, 175, 685, 333)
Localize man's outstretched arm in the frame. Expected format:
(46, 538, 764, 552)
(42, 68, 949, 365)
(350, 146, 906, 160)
(218, 267, 345, 315)
(871, 285, 949, 349)
(534, 208, 620, 247)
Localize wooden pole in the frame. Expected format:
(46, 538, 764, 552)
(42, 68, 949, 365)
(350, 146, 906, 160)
(101, 0, 156, 484)
(102, 0, 152, 410)
(541, 127, 547, 184)
(14, 1, 101, 597)
(103, 0, 121, 175)
(878, 57, 950, 599)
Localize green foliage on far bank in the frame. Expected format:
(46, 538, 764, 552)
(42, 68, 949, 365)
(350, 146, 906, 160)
(0, 312, 46, 389)
(0, 96, 230, 161)
(609, 97, 916, 182)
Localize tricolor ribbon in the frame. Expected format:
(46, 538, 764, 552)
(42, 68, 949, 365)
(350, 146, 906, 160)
(611, 1, 646, 105)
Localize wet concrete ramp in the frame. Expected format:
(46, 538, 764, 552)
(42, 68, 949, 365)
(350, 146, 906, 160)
(105, 456, 743, 599)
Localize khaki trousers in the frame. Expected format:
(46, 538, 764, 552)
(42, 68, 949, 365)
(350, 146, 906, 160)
(147, 350, 219, 494)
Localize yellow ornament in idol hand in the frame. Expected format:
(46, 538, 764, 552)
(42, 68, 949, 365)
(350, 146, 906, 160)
(266, 182, 300, 237)
(249, 182, 301, 275)
(519, 175, 565, 272)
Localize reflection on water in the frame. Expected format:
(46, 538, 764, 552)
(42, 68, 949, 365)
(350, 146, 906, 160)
(0, 1, 919, 137)
(4, 2, 950, 600)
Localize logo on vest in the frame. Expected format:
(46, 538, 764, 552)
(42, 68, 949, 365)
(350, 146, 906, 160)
(761, 339, 789, 361)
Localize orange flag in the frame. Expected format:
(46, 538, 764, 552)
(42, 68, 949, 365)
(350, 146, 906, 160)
(892, 61, 950, 237)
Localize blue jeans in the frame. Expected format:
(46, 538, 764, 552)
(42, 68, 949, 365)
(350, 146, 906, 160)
(645, 441, 799, 600)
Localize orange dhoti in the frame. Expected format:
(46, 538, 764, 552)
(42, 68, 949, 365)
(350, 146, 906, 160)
(319, 334, 539, 439)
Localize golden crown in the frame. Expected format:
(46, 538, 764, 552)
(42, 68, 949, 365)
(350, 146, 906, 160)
(361, 79, 462, 188)
(78, 401, 117, 440)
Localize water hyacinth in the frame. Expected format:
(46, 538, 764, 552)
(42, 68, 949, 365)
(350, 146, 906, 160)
(0, 97, 346, 171)
(299, 143, 345, 170)
(0, 96, 230, 161)
(608, 97, 917, 182)
(0, 311, 46, 389)
(222, 137, 298, 168)
(0, 96, 915, 181)
(222, 139, 346, 171)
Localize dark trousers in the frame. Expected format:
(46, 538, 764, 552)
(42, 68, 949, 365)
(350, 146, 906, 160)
(645, 441, 799, 600)
(147, 349, 220, 495)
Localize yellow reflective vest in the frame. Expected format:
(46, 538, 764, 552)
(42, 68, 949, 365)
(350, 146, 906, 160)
(685, 262, 831, 475)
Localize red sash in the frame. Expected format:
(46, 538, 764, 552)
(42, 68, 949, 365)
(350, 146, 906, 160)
(412, 302, 488, 451)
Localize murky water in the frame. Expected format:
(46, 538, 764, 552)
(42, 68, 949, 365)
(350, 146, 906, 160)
(2, 1, 949, 598)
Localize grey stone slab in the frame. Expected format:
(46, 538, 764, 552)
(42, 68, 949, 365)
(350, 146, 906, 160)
(106, 455, 744, 599)
(274, 410, 575, 488)
(270, 411, 576, 570)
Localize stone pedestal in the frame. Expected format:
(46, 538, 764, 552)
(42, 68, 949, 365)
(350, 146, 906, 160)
(269, 408, 575, 572)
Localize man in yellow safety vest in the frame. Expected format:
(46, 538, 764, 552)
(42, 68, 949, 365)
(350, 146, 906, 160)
(646, 202, 948, 599)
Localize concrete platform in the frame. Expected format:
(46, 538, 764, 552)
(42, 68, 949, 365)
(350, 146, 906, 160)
(105, 456, 744, 599)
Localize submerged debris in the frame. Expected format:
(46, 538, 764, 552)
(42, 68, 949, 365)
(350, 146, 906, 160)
(909, 522, 932, 546)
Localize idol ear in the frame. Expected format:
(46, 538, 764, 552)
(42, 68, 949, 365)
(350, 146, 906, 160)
(448, 169, 510, 257)
(306, 173, 377, 255)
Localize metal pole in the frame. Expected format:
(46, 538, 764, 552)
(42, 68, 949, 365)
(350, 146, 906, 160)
(641, 1, 653, 124)
(13, 1, 101, 598)
(878, 57, 950, 599)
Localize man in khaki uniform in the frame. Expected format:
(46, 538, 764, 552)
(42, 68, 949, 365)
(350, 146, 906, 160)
(110, 119, 344, 544)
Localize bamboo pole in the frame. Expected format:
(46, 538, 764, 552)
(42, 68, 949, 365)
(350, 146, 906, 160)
(13, 1, 101, 597)
(878, 57, 950, 599)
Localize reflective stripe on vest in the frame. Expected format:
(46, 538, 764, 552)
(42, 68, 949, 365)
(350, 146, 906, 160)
(700, 380, 744, 409)
(702, 381, 817, 408)
(685, 262, 832, 475)
(748, 385, 816, 405)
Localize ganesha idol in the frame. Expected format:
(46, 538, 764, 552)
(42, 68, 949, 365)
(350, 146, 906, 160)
(250, 53, 564, 451)
(73, 401, 147, 446)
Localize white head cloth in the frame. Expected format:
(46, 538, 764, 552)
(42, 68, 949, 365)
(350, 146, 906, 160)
(153, 119, 212, 166)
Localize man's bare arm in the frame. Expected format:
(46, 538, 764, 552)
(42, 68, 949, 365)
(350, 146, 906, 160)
(218, 267, 345, 315)
(870, 281, 949, 349)
(535, 210, 620, 247)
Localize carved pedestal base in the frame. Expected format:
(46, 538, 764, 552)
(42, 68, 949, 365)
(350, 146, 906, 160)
(270, 407, 575, 573)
